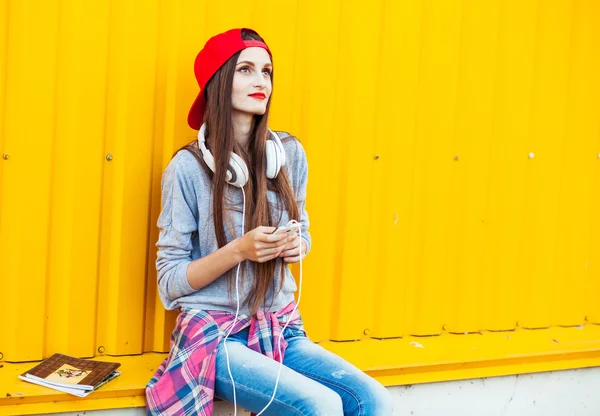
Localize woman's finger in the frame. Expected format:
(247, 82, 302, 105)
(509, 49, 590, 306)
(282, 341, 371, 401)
(257, 246, 285, 258)
(256, 235, 294, 250)
(258, 252, 283, 263)
(272, 234, 295, 249)
(280, 237, 300, 252)
(283, 240, 306, 263)
(279, 245, 300, 257)
(256, 231, 289, 243)
(283, 255, 301, 263)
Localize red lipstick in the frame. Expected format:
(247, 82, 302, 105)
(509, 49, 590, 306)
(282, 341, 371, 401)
(249, 93, 266, 100)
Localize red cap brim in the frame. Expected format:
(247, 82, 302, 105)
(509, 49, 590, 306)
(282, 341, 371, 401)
(187, 90, 206, 130)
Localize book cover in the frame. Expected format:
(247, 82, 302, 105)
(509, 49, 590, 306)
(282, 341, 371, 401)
(20, 353, 121, 391)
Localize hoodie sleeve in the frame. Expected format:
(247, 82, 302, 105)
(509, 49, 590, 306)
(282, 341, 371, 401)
(155, 153, 199, 308)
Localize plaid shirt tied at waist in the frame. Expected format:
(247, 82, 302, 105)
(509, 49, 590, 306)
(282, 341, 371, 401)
(145, 301, 304, 416)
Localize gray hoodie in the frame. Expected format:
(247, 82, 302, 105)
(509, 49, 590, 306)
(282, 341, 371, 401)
(155, 132, 311, 315)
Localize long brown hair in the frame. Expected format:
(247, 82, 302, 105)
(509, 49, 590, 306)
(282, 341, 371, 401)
(176, 29, 299, 316)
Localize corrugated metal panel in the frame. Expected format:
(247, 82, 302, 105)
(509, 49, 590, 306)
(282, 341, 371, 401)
(0, 0, 599, 365)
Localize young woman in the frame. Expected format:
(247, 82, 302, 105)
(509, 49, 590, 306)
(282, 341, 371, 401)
(145, 28, 394, 416)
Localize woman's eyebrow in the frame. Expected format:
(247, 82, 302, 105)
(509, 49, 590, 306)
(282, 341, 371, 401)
(236, 60, 273, 68)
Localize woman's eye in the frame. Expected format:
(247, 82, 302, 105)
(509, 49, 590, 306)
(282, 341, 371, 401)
(238, 66, 271, 76)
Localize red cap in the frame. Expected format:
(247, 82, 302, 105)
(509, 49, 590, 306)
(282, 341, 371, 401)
(187, 28, 272, 130)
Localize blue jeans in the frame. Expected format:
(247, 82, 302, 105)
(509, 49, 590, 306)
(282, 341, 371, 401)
(214, 326, 394, 415)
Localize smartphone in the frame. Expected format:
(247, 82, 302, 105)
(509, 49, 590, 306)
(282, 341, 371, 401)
(272, 224, 299, 235)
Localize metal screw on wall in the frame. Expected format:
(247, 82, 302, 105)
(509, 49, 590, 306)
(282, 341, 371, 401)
(0, 352, 3, 360)
(106, 154, 113, 161)
(3, 153, 9, 160)
(454, 155, 459, 161)
(373, 155, 380, 160)
(529, 152, 535, 159)
(363, 328, 370, 336)
(98, 346, 105, 354)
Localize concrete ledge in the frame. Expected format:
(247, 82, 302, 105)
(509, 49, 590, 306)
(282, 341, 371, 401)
(24, 367, 600, 416)
(2, 325, 600, 415)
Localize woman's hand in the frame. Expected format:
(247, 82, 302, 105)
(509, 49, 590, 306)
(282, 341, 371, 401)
(279, 233, 307, 263)
(235, 226, 294, 263)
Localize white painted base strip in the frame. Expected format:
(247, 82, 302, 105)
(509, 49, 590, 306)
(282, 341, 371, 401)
(40, 366, 600, 416)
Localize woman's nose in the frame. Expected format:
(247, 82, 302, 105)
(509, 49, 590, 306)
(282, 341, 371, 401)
(253, 73, 267, 88)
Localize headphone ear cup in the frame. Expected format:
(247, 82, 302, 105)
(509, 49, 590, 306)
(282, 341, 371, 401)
(228, 152, 249, 188)
(265, 140, 280, 179)
(269, 130, 286, 171)
(276, 138, 286, 168)
(199, 123, 248, 188)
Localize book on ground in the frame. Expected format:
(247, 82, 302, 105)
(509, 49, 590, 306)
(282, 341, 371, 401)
(18, 353, 121, 397)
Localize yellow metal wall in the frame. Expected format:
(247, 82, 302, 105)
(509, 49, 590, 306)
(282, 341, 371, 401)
(1, 0, 599, 364)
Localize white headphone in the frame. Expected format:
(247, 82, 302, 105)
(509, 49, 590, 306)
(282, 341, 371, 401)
(197, 122, 286, 187)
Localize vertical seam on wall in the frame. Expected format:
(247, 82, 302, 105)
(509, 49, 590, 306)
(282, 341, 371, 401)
(94, 0, 115, 351)
(42, 0, 64, 358)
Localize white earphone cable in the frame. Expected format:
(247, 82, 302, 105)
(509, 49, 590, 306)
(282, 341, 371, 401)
(200, 123, 242, 415)
(200, 125, 302, 414)
(255, 219, 303, 415)
(223, 186, 304, 415)
(222, 186, 245, 416)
